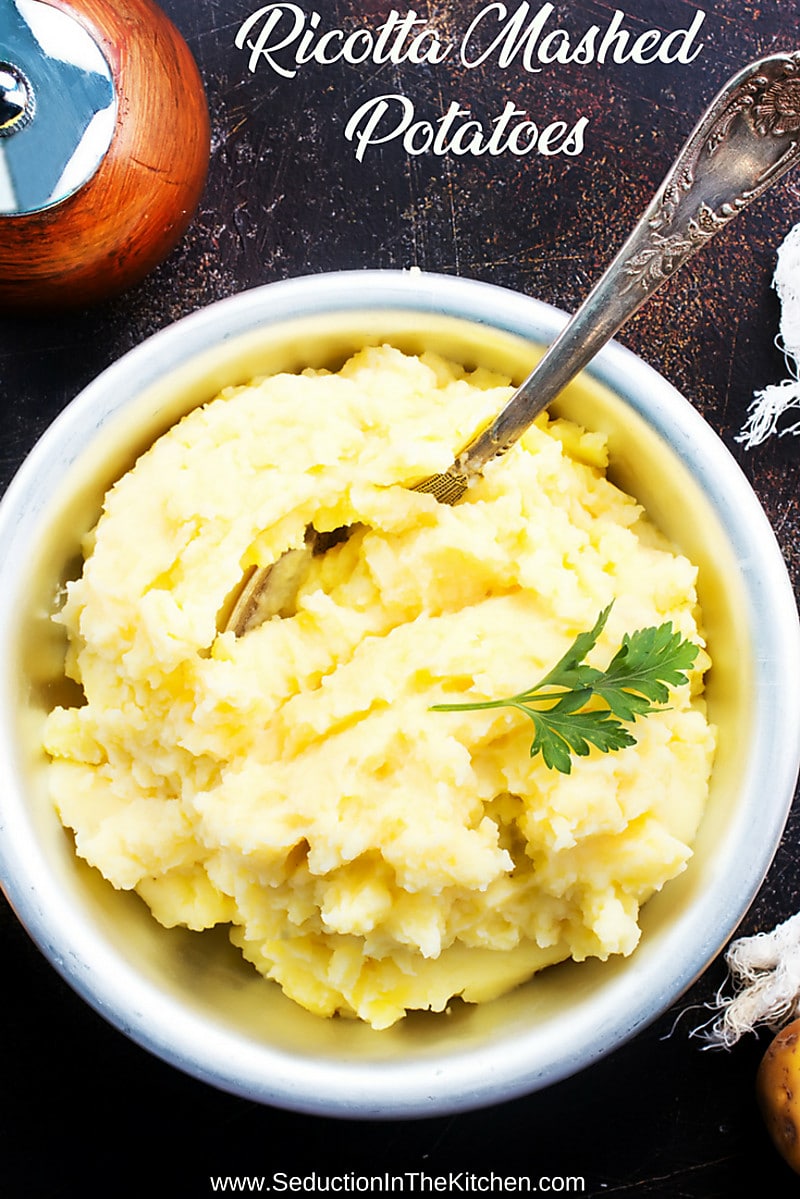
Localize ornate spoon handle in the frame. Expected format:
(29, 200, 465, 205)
(420, 51, 800, 503)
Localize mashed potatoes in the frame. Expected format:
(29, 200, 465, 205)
(43, 345, 715, 1029)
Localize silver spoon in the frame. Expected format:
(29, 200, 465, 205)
(226, 50, 800, 635)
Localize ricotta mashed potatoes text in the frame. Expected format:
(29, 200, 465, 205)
(43, 345, 715, 1029)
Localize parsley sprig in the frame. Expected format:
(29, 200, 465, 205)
(431, 604, 699, 774)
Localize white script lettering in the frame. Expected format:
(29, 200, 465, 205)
(344, 94, 588, 162)
(460, 3, 705, 71)
(235, 5, 452, 80)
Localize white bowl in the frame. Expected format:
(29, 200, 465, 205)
(1, 270, 798, 1118)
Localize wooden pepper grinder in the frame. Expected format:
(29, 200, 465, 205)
(0, 0, 210, 311)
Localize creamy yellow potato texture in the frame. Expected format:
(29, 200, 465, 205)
(44, 346, 715, 1029)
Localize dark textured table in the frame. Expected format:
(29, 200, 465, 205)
(3, 3, 800, 1195)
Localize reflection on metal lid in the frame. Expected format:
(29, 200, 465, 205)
(0, 61, 35, 136)
(0, 0, 116, 216)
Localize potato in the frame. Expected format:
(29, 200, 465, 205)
(757, 1017, 800, 1173)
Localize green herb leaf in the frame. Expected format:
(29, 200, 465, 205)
(532, 603, 612, 693)
(431, 604, 700, 774)
(596, 623, 700, 715)
(526, 705, 637, 775)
